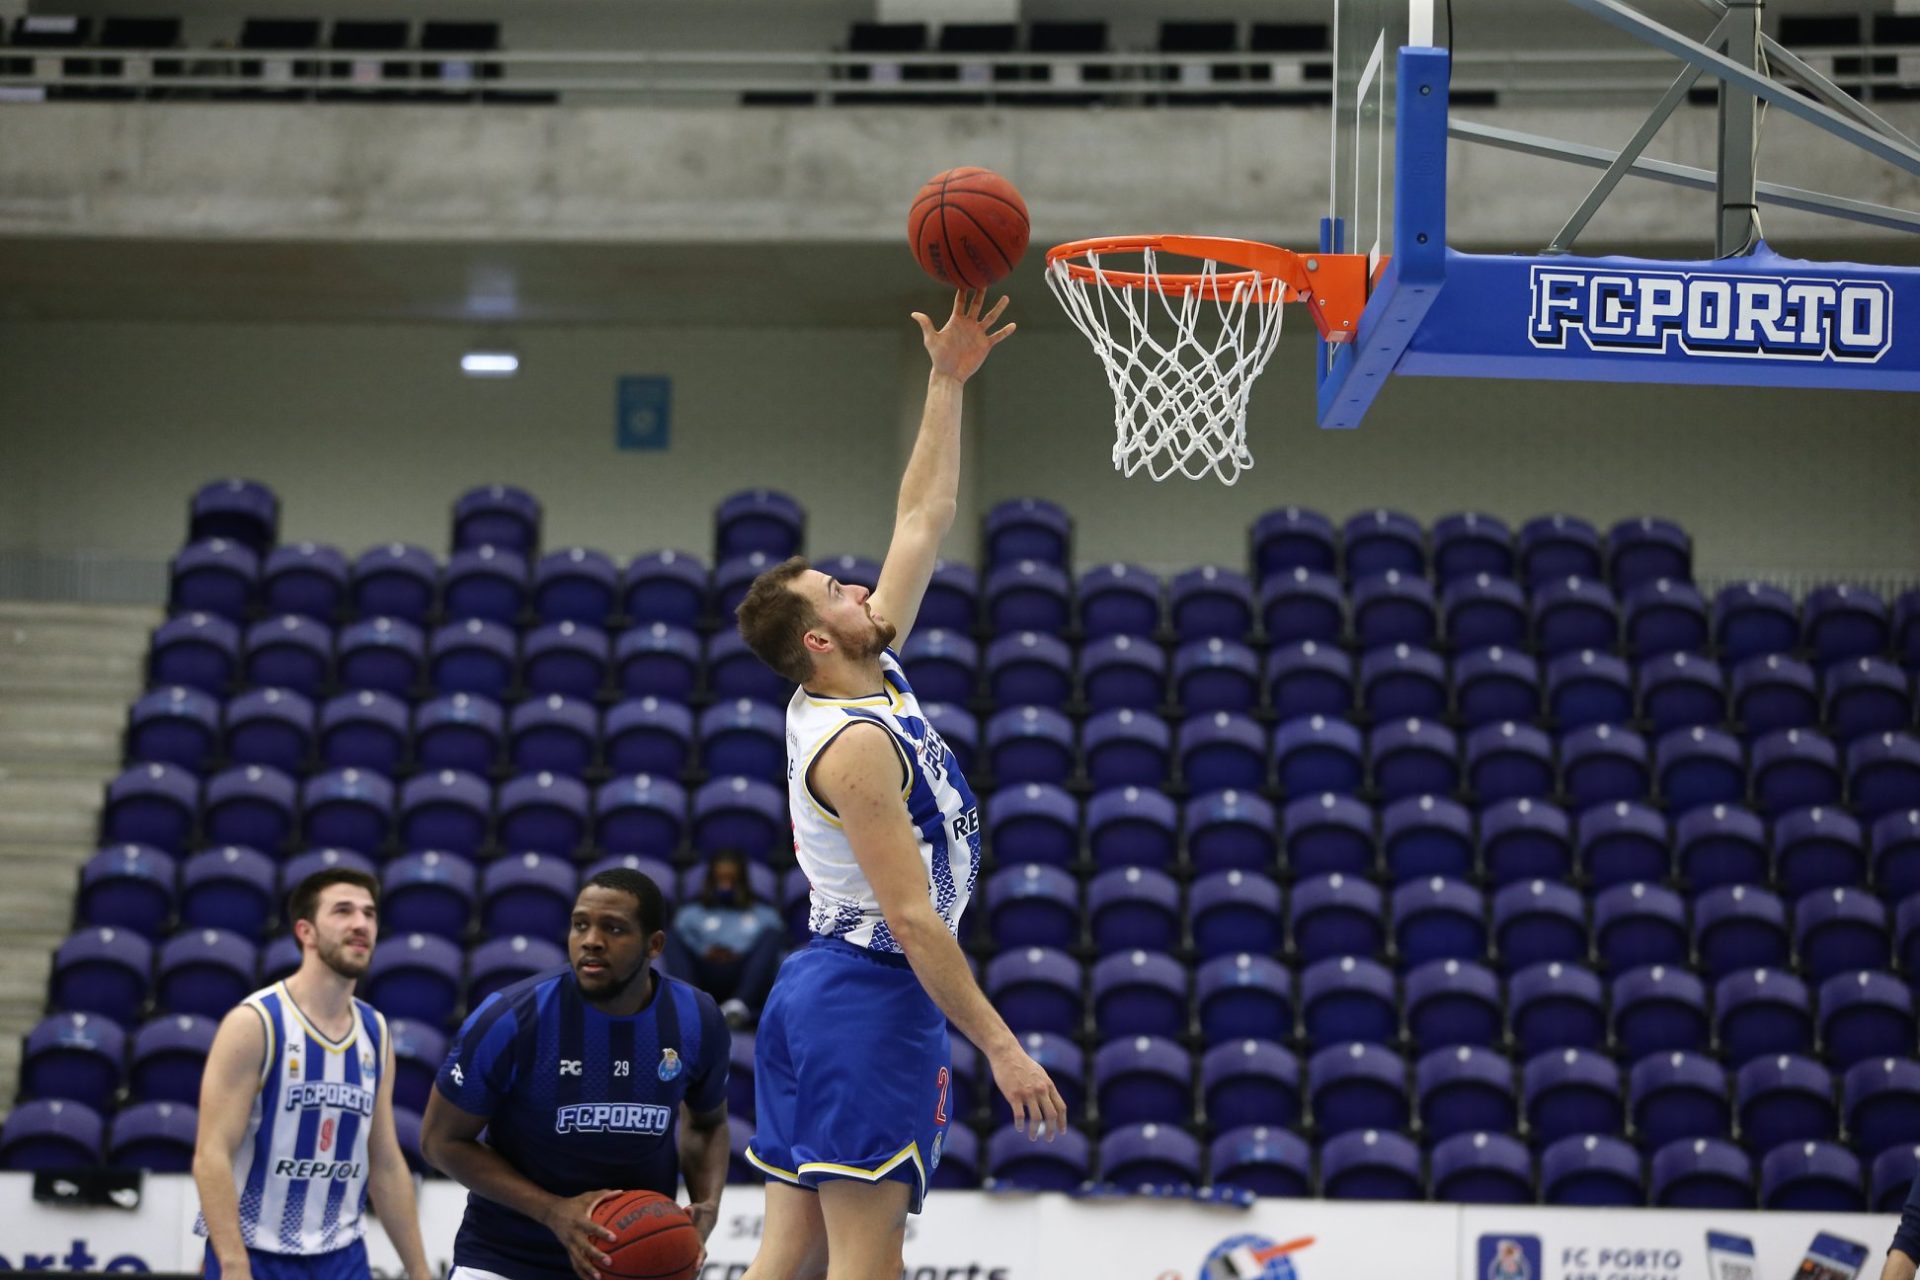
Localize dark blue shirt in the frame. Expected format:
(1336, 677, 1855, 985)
(436, 966, 729, 1280)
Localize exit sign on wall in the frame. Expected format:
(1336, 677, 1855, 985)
(616, 376, 672, 450)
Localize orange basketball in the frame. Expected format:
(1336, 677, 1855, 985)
(908, 166, 1031, 290)
(591, 1190, 700, 1280)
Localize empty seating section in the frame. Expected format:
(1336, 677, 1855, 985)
(7, 483, 1919, 1210)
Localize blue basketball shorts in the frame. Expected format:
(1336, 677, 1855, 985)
(203, 1239, 369, 1280)
(746, 936, 953, 1213)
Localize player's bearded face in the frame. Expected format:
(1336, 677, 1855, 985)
(826, 603, 895, 659)
(571, 888, 655, 1001)
(311, 895, 375, 980)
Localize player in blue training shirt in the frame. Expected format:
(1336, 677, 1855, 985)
(421, 868, 731, 1280)
(733, 291, 1067, 1280)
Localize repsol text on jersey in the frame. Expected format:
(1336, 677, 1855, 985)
(555, 1103, 673, 1135)
(271, 1158, 365, 1179)
(283, 1081, 376, 1117)
(1528, 266, 1894, 362)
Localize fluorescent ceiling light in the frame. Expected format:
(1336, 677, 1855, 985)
(461, 351, 519, 377)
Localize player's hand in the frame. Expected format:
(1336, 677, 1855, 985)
(988, 1044, 1067, 1142)
(541, 1189, 618, 1280)
(684, 1200, 718, 1271)
(913, 291, 1015, 385)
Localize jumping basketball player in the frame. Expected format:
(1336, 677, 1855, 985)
(734, 290, 1068, 1280)
(191, 868, 430, 1280)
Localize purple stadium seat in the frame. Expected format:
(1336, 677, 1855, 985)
(1265, 640, 1353, 723)
(1826, 656, 1913, 744)
(499, 771, 590, 856)
(931, 1123, 979, 1191)
(1319, 1128, 1421, 1201)
(1080, 635, 1166, 713)
(715, 489, 804, 562)
(392, 1105, 427, 1175)
(1343, 509, 1424, 580)
(620, 551, 708, 631)
(1575, 800, 1669, 888)
(1624, 577, 1708, 659)
(301, 767, 396, 855)
(429, 618, 517, 699)
(1593, 881, 1686, 971)
(712, 552, 777, 620)
(280, 848, 377, 897)
(1894, 899, 1920, 993)
(986, 560, 1072, 635)
(1077, 563, 1161, 639)
(180, 846, 277, 939)
(985, 498, 1070, 568)
(924, 702, 977, 775)
(1190, 871, 1282, 959)
(1533, 577, 1620, 658)
(224, 687, 315, 775)
(1732, 653, 1819, 736)
(1093, 1036, 1192, 1127)
(1084, 709, 1172, 790)
(1369, 717, 1459, 802)
(1510, 961, 1606, 1056)
(156, 928, 257, 1019)
(129, 1013, 216, 1104)
(985, 946, 1084, 1037)
(1432, 512, 1513, 585)
(594, 774, 688, 858)
(1638, 651, 1727, 735)
(1760, 1140, 1864, 1212)
(1465, 721, 1553, 804)
(469, 935, 567, 1006)
(1805, 584, 1890, 669)
(986, 1122, 1090, 1191)
(444, 544, 529, 625)
(1519, 514, 1602, 587)
(1101, 1121, 1202, 1188)
(1541, 1133, 1642, 1206)
(0, 1099, 105, 1170)
(1613, 964, 1711, 1059)
(1430, 1131, 1532, 1204)
(1607, 516, 1690, 589)
(1545, 649, 1632, 730)
(1657, 727, 1747, 815)
(1491, 878, 1585, 972)
(1453, 645, 1540, 728)
(1174, 637, 1260, 715)
(386, 1018, 451, 1115)
(1391, 877, 1486, 969)
(453, 484, 540, 556)
(1169, 565, 1253, 642)
(507, 694, 598, 778)
(260, 935, 302, 986)
(1282, 791, 1374, 878)
(602, 697, 693, 779)
(1212, 1125, 1311, 1197)
(779, 867, 810, 943)
(1352, 571, 1436, 651)
(1875, 1145, 1920, 1213)
(1523, 1047, 1623, 1145)
(1751, 729, 1840, 817)
(79, 844, 177, 940)
(900, 628, 978, 706)
(985, 706, 1076, 786)
(1714, 968, 1814, 1066)
(1480, 798, 1572, 886)
(351, 544, 437, 625)
(1443, 575, 1528, 652)
(1404, 958, 1502, 1051)
(1417, 1046, 1518, 1144)
(1089, 949, 1187, 1042)
(413, 692, 504, 775)
(1274, 716, 1364, 797)
(128, 685, 221, 771)
(1087, 786, 1179, 872)
(1785, 830, 1875, 933)
(382, 851, 477, 940)
(1300, 955, 1397, 1047)
(1736, 1054, 1837, 1153)
(1359, 643, 1446, 722)
(1195, 953, 1292, 1047)
(1711, 581, 1795, 664)
(150, 612, 240, 694)
(1819, 969, 1917, 1069)
(691, 775, 786, 861)
(1309, 1042, 1410, 1137)
(697, 698, 785, 784)
(984, 783, 1078, 868)
(613, 623, 702, 703)
(190, 479, 277, 554)
(263, 542, 349, 623)
(203, 764, 297, 853)
(1844, 1058, 1920, 1160)
(919, 559, 978, 635)
(989, 631, 1075, 708)
(22, 1012, 126, 1110)
(1291, 873, 1385, 963)
(1876, 808, 1920, 900)
(1849, 731, 1920, 820)
(1253, 506, 1337, 579)
(1674, 802, 1767, 891)
(1561, 724, 1650, 809)
(522, 622, 610, 700)
(243, 615, 332, 698)
(481, 851, 577, 938)
(1088, 866, 1181, 956)
(986, 864, 1080, 950)
(398, 769, 492, 858)
(1652, 1137, 1754, 1208)
(1630, 1051, 1731, 1148)
(1258, 567, 1345, 645)
(319, 690, 409, 775)
(533, 547, 617, 626)
(1381, 795, 1472, 884)
(108, 1099, 197, 1172)
(1203, 1039, 1300, 1131)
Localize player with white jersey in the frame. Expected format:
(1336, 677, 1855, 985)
(733, 290, 1067, 1280)
(192, 869, 429, 1280)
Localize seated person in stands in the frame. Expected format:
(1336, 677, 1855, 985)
(667, 850, 787, 1027)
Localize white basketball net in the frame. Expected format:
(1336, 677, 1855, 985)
(1046, 247, 1288, 485)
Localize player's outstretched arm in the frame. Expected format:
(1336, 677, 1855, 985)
(816, 724, 1067, 1141)
(191, 1005, 268, 1280)
(868, 290, 1015, 649)
(364, 1032, 432, 1280)
(677, 1103, 729, 1258)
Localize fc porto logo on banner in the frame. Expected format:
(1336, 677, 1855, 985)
(1528, 265, 1893, 363)
(1476, 1234, 1540, 1280)
(658, 1047, 683, 1082)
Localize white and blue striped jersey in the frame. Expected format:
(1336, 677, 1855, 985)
(786, 649, 980, 953)
(194, 982, 387, 1255)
